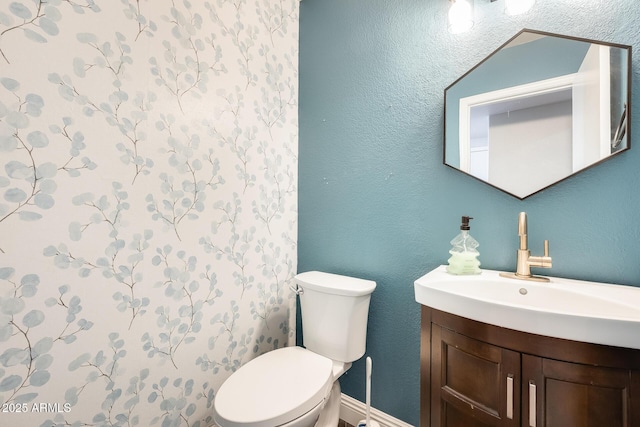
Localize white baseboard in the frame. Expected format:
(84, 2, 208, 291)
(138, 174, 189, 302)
(339, 394, 414, 427)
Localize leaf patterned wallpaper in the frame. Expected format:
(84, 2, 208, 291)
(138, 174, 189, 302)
(0, 1, 298, 425)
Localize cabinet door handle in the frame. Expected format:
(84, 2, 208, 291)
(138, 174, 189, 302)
(506, 374, 514, 420)
(529, 381, 537, 427)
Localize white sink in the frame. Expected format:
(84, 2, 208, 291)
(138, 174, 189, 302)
(414, 266, 640, 350)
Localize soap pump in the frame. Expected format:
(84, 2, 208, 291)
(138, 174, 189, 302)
(446, 216, 481, 275)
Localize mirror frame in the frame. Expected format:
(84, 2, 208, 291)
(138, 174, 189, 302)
(443, 29, 632, 199)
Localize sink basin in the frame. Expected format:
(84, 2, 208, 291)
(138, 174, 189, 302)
(414, 266, 640, 350)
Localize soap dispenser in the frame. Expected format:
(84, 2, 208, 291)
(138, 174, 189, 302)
(446, 216, 481, 275)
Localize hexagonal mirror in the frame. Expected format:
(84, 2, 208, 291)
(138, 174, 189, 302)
(444, 29, 631, 199)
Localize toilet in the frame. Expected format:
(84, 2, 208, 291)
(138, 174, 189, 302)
(213, 271, 376, 427)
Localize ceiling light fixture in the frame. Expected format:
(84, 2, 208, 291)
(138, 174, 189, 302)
(448, 0, 474, 34)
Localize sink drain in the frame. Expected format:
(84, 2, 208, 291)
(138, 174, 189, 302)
(519, 288, 528, 295)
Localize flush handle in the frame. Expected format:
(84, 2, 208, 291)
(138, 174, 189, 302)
(289, 284, 304, 295)
(529, 381, 537, 427)
(506, 374, 514, 420)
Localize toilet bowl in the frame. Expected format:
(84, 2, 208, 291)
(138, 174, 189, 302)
(213, 347, 347, 427)
(213, 272, 376, 427)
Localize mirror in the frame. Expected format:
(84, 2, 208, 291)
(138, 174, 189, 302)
(444, 29, 631, 199)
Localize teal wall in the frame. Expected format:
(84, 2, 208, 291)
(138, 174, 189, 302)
(299, 0, 640, 424)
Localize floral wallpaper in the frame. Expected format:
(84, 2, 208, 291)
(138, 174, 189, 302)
(0, 1, 298, 426)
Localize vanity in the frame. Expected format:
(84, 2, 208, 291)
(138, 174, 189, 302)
(423, 24, 637, 425)
(414, 267, 640, 427)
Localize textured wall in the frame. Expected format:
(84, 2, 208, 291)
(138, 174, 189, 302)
(299, 0, 640, 424)
(0, 1, 298, 426)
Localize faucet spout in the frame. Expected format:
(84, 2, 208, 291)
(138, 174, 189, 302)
(518, 212, 528, 250)
(500, 212, 552, 282)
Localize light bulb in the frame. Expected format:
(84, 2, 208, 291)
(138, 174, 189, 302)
(448, 0, 474, 34)
(505, 0, 535, 15)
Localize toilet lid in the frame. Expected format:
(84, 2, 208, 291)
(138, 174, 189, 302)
(213, 346, 333, 427)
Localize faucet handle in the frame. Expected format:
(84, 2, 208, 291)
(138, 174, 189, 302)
(539, 240, 552, 269)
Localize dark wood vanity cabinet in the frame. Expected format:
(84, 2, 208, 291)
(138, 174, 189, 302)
(523, 354, 633, 427)
(431, 323, 520, 426)
(421, 306, 640, 427)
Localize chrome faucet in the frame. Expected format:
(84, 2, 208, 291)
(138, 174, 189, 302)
(500, 212, 552, 282)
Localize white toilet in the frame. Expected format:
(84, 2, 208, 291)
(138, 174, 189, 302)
(213, 271, 376, 427)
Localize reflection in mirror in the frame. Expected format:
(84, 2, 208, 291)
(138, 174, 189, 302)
(444, 29, 631, 199)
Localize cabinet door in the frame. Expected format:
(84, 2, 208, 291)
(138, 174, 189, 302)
(523, 354, 633, 427)
(431, 325, 521, 427)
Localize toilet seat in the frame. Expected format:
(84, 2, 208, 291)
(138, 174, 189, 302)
(213, 346, 334, 427)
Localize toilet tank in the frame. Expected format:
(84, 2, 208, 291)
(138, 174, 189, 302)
(295, 271, 376, 363)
